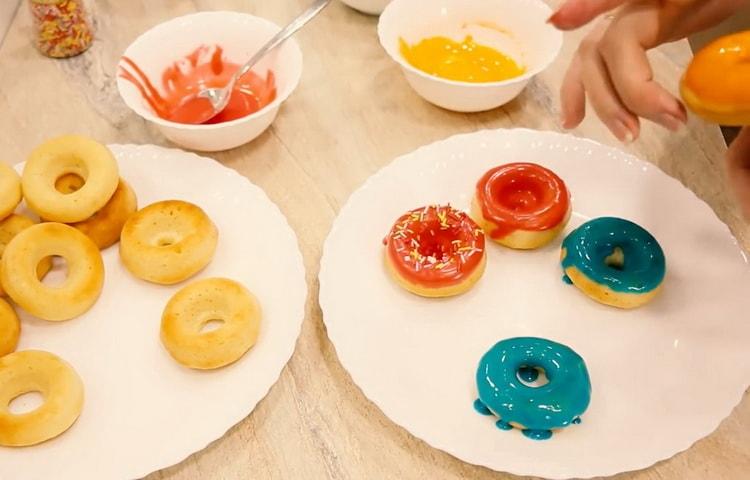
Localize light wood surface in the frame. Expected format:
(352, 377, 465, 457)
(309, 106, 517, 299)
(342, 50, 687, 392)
(1, 1, 748, 478)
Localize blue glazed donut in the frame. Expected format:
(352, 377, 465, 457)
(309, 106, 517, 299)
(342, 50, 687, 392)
(561, 217, 666, 309)
(474, 337, 591, 440)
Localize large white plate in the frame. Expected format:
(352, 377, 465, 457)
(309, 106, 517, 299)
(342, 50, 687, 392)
(1, 145, 307, 480)
(319, 129, 750, 479)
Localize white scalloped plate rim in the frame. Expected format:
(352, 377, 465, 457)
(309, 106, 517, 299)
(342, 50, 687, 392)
(1, 144, 307, 480)
(319, 128, 750, 479)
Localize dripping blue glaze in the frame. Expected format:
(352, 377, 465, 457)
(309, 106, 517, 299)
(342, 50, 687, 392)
(523, 429, 553, 440)
(474, 398, 493, 415)
(475, 337, 591, 440)
(495, 419, 513, 430)
(562, 274, 573, 285)
(561, 217, 665, 294)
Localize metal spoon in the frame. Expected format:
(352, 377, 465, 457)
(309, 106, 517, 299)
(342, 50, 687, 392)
(179, 0, 331, 124)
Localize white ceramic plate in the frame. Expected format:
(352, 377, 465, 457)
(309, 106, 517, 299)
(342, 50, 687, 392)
(319, 129, 750, 479)
(0, 145, 307, 480)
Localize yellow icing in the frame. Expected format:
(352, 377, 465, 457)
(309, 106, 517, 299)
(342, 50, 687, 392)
(399, 35, 525, 83)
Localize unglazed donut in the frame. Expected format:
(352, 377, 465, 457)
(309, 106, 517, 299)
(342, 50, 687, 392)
(681, 31, 750, 126)
(474, 337, 591, 440)
(1, 223, 104, 321)
(120, 200, 218, 285)
(22, 135, 119, 223)
(46, 176, 138, 250)
(0, 298, 20, 357)
(383, 205, 486, 297)
(561, 217, 666, 309)
(161, 278, 261, 369)
(472, 163, 571, 249)
(0, 163, 22, 220)
(0, 214, 53, 297)
(0, 350, 84, 446)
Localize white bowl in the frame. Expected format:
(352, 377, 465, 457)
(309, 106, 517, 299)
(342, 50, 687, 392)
(339, 0, 391, 15)
(378, 0, 562, 112)
(117, 12, 303, 152)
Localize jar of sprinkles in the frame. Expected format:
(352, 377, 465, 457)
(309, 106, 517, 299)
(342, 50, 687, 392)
(28, 0, 93, 58)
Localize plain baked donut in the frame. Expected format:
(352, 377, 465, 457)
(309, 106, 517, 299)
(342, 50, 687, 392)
(22, 135, 119, 223)
(0, 163, 22, 220)
(0, 214, 53, 297)
(1, 223, 104, 321)
(0, 350, 84, 446)
(0, 298, 20, 357)
(161, 278, 261, 369)
(120, 200, 218, 285)
(46, 176, 138, 250)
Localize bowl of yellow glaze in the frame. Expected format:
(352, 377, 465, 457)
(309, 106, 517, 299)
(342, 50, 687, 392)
(378, 0, 562, 112)
(339, 0, 391, 15)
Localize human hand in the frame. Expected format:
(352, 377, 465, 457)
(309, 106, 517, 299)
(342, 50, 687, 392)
(550, 0, 749, 142)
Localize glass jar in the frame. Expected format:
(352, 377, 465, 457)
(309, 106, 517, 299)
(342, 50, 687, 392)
(28, 0, 93, 58)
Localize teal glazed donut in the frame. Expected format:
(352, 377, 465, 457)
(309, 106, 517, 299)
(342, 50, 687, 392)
(561, 217, 666, 309)
(474, 337, 591, 440)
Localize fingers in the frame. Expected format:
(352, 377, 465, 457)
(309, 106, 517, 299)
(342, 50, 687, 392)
(726, 127, 750, 220)
(598, 21, 687, 131)
(560, 56, 586, 129)
(548, 0, 628, 30)
(577, 34, 640, 142)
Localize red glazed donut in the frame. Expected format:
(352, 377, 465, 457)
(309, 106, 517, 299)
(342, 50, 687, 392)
(471, 163, 571, 249)
(383, 205, 486, 297)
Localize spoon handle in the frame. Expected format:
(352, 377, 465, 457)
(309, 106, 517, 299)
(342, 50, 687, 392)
(236, 0, 331, 80)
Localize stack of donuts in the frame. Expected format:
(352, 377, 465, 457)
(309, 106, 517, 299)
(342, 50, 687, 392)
(0, 135, 262, 448)
(382, 161, 667, 440)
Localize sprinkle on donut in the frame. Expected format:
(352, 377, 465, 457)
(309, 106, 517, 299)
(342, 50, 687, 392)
(384, 205, 486, 297)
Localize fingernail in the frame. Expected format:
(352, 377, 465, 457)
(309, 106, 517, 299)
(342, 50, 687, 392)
(613, 120, 635, 143)
(547, 11, 560, 24)
(659, 113, 684, 132)
(661, 96, 688, 124)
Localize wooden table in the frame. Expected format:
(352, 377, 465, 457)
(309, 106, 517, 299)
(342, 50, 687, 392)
(1, 1, 748, 478)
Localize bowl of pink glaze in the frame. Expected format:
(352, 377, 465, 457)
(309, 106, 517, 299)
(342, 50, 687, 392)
(117, 11, 303, 152)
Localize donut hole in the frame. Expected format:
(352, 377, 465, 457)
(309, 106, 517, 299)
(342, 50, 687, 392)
(199, 318, 225, 334)
(154, 233, 180, 247)
(493, 177, 545, 212)
(517, 365, 550, 388)
(415, 229, 457, 261)
(40, 256, 69, 287)
(605, 246, 625, 271)
(54, 172, 86, 194)
(8, 391, 45, 415)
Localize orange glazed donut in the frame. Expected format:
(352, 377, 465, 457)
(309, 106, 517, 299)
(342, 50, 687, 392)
(681, 31, 750, 126)
(383, 205, 486, 297)
(471, 163, 571, 250)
